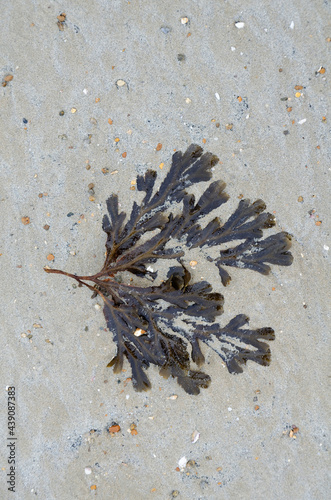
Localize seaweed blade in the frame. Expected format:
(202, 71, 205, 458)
(45, 144, 293, 394)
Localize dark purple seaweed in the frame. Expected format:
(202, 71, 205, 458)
(45, 144, 293, 394)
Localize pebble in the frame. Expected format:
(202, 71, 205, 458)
(298, 118, 306, 125)
(116, 79, 126, 87)
(215, 93, 220, 100)
(235, 22, 245, 29)
(85, 467, 92, 475)
(181, 17, 189, 24)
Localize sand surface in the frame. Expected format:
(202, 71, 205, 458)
(0, 1, 330, 499)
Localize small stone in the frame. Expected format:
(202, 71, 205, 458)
(57, 13, 66, 22)
(156, 143, 162, 151)
(94, 304, 101, 310)
(298, 118, 306, 125)
(59, 110, 64, 116)
(71, 108, 77, 113)
(235, 21, 245, 29)
(90, 117, 97, 125)
(23, 118, 28, 124)
(47, 254, 55, 261)
(88, 183, 95, 190)
(185, 98, 191, 104)
(181, 17, 189, 24)
(21, 216, 30, 225)
(108, 424, 121, 433)
(297, 196, 303, 202)
(290, 21, 294, 29)
(85, 467, 92, 475)
(4, 74, 14, 82)
(161, 26, 171, 34)
(177, 54, 186, 61)
(215, 92, 220, 100)
(225, 123, 233, 130)
(43, 224, 50, 231)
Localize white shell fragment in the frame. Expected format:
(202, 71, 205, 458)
(178, 456, 188, 470)
(215, 92, 220, 100)
(191, 430, 200, 443)
(235, 22, 245, 29)
(134, 328, 147, 337)
(298, 118, 306, 125)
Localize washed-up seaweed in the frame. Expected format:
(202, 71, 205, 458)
(45, 144, 293, 394)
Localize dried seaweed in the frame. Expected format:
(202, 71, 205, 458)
(45, 144, 293, 394)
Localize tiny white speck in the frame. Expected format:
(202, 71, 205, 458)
(85, 467, 92, 475)
(246, 114, 250, 119)
(215, 92, 220, 100)
(298, 118, 306, 125)
(228, 407, 232, 412)
(191, 430, 200, 443)
(290, 21, 294, 29)
(235, 22, 245, 29)
(83, 88, 88, 94)
(231, 46, 236, 51)
(323, 245, 329, 251)
(94, 304, 101, 310)
(126, 394, 130, 399)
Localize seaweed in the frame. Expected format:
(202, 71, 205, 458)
(45, 144, 293, 394)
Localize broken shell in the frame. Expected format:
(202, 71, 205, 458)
(134, 328, 147, 337)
